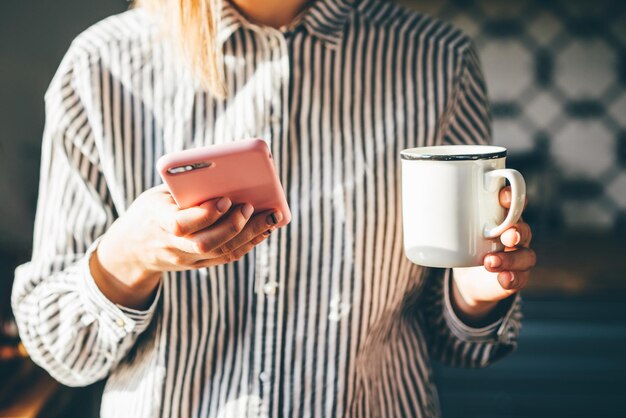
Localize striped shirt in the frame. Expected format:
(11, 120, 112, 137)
(12, 0, 522, 417)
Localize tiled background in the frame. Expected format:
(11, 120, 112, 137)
(401, 0, 626, 234)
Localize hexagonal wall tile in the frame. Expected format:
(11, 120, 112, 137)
(481, 40, 534, 101)
(562, 200, 616, 231)
(608, 94, 626, 127)
(493, 119, 534, 153)
(611, 14, 626, 45)
(476, 0, 530, 18)
(527, 11, 563, 46)
(556, 0, 608, 17)
(607, 171, 626, 209)
(552, 121, 616, 178)
(556, 40, 617, 99)
(525, 92, 562, 128)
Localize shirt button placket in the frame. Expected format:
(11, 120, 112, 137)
(256, 29, 287, 418)
(262, 281, 278, 296)
(254, 239, 274, 417)
(267, 32, 285, 138)
(268, 35, 279, 50)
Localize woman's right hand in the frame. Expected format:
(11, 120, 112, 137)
(90, 185, 282, 309)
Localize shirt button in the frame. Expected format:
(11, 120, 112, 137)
(115, 318, 125, 328)
(262, 281, 278, 296)
(268, 36, 279, 50)
(269, 114, 281, 125)
(259, 371, 269, 382)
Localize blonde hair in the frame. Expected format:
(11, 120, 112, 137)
(134, 0, 227, 97)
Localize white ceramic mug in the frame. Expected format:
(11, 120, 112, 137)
(400, 145, 526, 268)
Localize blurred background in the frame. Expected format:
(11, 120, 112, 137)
(1, 0, 625, 417)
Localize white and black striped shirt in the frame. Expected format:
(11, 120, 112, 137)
(12, 0, 521, 417)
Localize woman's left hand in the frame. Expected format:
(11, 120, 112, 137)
(451, 186, 536, 324)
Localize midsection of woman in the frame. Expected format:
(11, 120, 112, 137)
(12, 1, 520, 417)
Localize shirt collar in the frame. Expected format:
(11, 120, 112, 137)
(218, 0, 356, 48)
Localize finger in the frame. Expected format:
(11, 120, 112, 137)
(141, 183, 169, 196)
(215, 210, 282, 255)
(500, 222, 532, 248)
(497, 270, 529, 292)
(195, 229, 271, 267)
(174, 197, 232, 236)
(152, 184, 170, 193)
(187, 203, 255, 254)
(484, 248, 536, 273)
(162, 197, 233, 237)
(499, 186, 528, 210)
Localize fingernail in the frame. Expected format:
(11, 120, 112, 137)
(266, 211, 283, 226)
(263, 229, 271, 237)
(241, 203, 254, 218)
(216, 197, 231, 213)
(508, 272, 516, 283)
(487, 255, 502, 268)
(498, 271, 513, 285)
(513, 231, 521, 246)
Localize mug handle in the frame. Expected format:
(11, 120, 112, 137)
(483, 169, 526, 239)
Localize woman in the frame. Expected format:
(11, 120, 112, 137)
(12, 0, 536, 417)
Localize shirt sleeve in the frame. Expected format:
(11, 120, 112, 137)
(417, 268, 521, 368)
(11, 44, 161, 387)
(440, 39, 491, 147)
(417, 39, 522, 368)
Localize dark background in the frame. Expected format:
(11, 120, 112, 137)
(1, 0, 625, 417)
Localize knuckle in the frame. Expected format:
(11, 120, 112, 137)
(193, 241, 209, 254)
(198, 208, 215, 226)
(169, 252, 186, 266)
(221, 240, 236, 254)
(206, 245, 226, 259)
(500, 254, 513, 269)
(218, 245, 230, 257)
(229, 219, 245, 235)
(194, 240, 209, 254)
(232, 251, 244, 262)
(258, 222, 271, 235)
(145, 249, 160, 268)
(223, 252, 234, 263)
(171, 218, 185, 237)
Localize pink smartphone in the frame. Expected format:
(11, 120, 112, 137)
(156, 138, 291, 228)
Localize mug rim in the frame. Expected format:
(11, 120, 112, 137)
(400, 145, 507, 161)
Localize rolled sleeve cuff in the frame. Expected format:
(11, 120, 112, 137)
(443, 268, 521, 344)
(78, 237, 162, 341)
